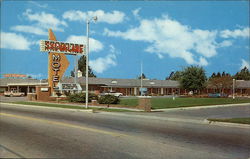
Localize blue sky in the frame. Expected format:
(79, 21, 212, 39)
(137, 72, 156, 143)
(1, 1, 249, 80)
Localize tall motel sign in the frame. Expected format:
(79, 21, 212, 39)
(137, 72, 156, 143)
(40, 29, 85, 96)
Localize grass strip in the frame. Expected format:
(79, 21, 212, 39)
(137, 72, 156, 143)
(10, 101, 135, 112)
(208, 117, 250, 125)
(151, 98, 250, 109)
(119, 98, 138, 107)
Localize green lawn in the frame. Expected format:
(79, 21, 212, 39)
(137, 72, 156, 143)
(208, 117, 250, 125)
(119, 98, 138, 107)
(120, 97, 250, 109)
(11, 101, 135, 112)
(151, 98, 250, 109)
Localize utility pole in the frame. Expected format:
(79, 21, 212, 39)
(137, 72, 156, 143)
(85, 16, 97, 109)
(140, 61, 143, 96)
(233, 78, 235, 99)
(85, 19, 89, 109)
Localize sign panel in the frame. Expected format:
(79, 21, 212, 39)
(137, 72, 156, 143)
(3, 74, 27, 78)
(40, 40, 86, 55)
(140, 88, 147, 92)
(41, 88, 49, 92)
(47, 29, 70, 93)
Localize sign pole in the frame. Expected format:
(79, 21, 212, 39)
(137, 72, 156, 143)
(140, 61, 143, 96)
(233, 79, 235, 99)
(85, 19, 89, 109)
(74, 55, 78, 84)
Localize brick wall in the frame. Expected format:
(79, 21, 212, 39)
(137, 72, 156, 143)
(36, 86, 52, 101)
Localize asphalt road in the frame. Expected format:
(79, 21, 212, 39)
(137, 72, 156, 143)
(1, 103, 250, 159)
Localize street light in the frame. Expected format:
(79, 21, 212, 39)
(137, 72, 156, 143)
(233, 78, 235, 99)
(85, 16, 98, 109)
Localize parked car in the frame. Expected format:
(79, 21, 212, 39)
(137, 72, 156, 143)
(99, 91, 123, 97)
(4, 91, 25, 97)
(208, 93, 228, 98)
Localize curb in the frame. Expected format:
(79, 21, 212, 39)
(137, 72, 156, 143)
(204, 119, 250, 129)
(1, 102, 94, 113)
(153, 103, 250, 112)
(98, 111, 250, 129)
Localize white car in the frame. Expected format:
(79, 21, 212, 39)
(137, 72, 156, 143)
(4, 91, 25, 97)
(100, 92, 123, 97)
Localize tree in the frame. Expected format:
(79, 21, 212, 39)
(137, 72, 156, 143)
(138, 73, 146, 79)
(208, 74, 232, 93)
(210, 72, 216, 79)
(222, 71, 226, 77)
(166, 71, 182, 80)
(180, 66, 206, 93)
(71, 56, 96, 77)
(216, 72, 221, 78)
(234, 67, 250, 80)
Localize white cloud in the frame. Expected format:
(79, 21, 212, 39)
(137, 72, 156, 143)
(104, 15, 220, 66)
(23, 9, 67, 32)
(132, 8, 141, 19)
(66, 35, 103, 52)
(63, 10, 125, 24)
(220, 27, 250, 38)
(29, 1, 48, 9)
(89, 45, 117, 73)
(240, 59, 250, 69)
(217, 40, 233, 47)
(1, 32, 31, 50)
(198, 57, 208, 66)
(11, 25, 47, 35)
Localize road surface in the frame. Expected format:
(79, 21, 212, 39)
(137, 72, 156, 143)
(1, 103, 250, 159)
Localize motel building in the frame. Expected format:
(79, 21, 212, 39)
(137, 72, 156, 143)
(1, 74, 250, 100)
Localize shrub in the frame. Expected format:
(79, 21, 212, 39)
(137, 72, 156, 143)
(98, 95, 120, 105)
(67, 93, 98, 103)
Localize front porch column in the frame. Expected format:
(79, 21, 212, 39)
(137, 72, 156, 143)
(134, 87, 137, 95)
(161, 88, 163, 95)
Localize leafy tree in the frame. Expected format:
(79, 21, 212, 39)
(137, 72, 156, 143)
(166, 71, 182, 80)
(71, 56, 96, 77)
(216, 72, 221, 78)
(70, 71, 75, 77)
(234, 67, 250, 80)
(222, 71, 226, 77)
(138, 73, 146, 79)
(210, 72, 216, 79)
(180, 66, 206, 93)
(208, 75, 232, 93)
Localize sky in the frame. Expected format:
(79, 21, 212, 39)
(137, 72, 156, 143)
(1, 0, 249, 80)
